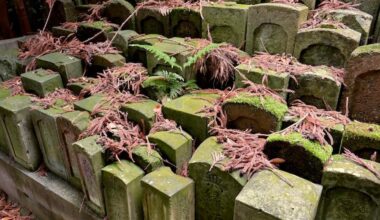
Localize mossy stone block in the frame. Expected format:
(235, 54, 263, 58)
(141, 166, 194, 220)
(106, 30, 138, 58)
(100, 0, 136, 30)
(73, 135, 105, 216)
(317, 155, 380, 220)
(131, 145, 163, 173)
(162, 93, 220, 143)
(128, 34, 166, 65)
(91, 53, 126, 70)
(52, 26, 76, 38)
(288, 66, 342, 110)
(136, 7, 170, 36)
(235, 63, 290, 98)
(202, 2, 251, 48)
(66, 78, 98, 96)
(36, 52, 83, 85)
(77, 21, 115, 42)
(0, 87, 11, 100)
(341, 121, 380, 162)
(121, 99, 159, 134)
(48, 0, 77, 28)
(189, 137, 248, 220)
(148, 130, 193, 174)
(170, 7, 201, 38)
(21, 68, 63, 97)
(74, 94, 110, 114)
(141, 76, 168, 101)
(102, 160, 144, 220)
(265, 132, 333, 183)
(0, 95, 41, 171)
(0, 55, 22, 81)
(0, 87, 11, 153)
(223, 93, 288, 134)
(57, 111, 91, 188)
(235, 169, 322, 220)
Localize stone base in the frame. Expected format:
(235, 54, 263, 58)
(0, 152, 101, 220)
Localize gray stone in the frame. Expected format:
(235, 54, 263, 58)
(21, 68, 63, 97)
(128, 34, 167, 65)
(77, 21, 116, 42)
(48, 0, 78, 28)
(106, 30, 138, 58)
(74, 93, 110, 114)
(136, 7, 170, 36)
(0, 87, 11, 154)
(294, 28, 361, 67)
(246, 3, 308, 55)
(66, 77, 98, 96)
(121, 99, 159, 134)
(170, 8, 202, 38)
(0, 54, 23, 81)
(91, 53, 126, 70)
(100, 0, 135, 30)
(235, 169, 322, 220)
(52, 26, 76, 38)
(342, 0, 380, 33)
(141, 166, 195, 220)
(131, 145, 164, 173)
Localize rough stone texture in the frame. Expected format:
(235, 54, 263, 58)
(91, 53, 126, 70)
(288, 66, 342, 110)
(0, 152, 101, 220)
(128, 34, 166, 65)
(317, 155, 380, 220)
(170, 8, 202, 38)
(102, 160, 144, 220)
(107, 30, 138, 58)
(328, 9, 373, 45)
(341, 121, 380, 162)
(132, 145, 164, 173)
(57, 111, 91, 188)
(74, 94, 110, 114)
(121, 99, 159, 134)
(0, 88, 11, 154)
(0, 95, 41, 171)
(235, 170, 322, 220)
(136, 7, 170, 36)
(0, 87, 11, 101)
(73, 135, 105, 216)
(265, 132, 333, 183)
(77, 21, 115, 43)
(100, 0, 135, 30)
(141, 76, 168, 101)
(246, 3, 308, 55)
(36, 52, 83, 85)
(202, 2, 251, 48)
(148, 130, 193, 174)
(222, 93, 288, 134)
(342, 0, 380, 33)
(141, 166, 195, 220)
(21, 69, 63, 97)
(162, 93, 220, 143)
(189, 137, 248, 220)
(52, 26, 76, 38)
(0, 50, 23, 81)
(48, 0, 78, 28)
(235, 63, 290, 98)
(66, 78, 98, 96)
(375, 11, 380, 43)
(294, 27, 361, 67)
(343, 44, 380, 123)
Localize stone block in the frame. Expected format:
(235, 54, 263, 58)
(132, 145, 163, 173)
(246, 3, 308, 55)
(121, 99, 159, 134)
(202, 2, 251, 48)
(0, 87, 11, 154)
(100, 0, 135, 30)
(265, 132, 333, 183)
(77, 21, 116, 42)
(343, 44, 380, 123)
(128, 34, 166, 65)
(375, 12, 380, 43)
(0, 54, 23, 81)
(341, 121, 380, 162)
(235, 63, 290, 98)
(74, 94, 110, 114)
(162, 92, 220, 143)
(343, 0, 380, 33)
(21, 69, 63, 97)
(141, 166, 194, 220)
(317, 155, 380, 220)
(288, 66, 342, 110)
(52, 26, 76, 38)
(235, 169, 322, 220)
(66, 77, 98, 96)
(73, 135, 105, 216)
(0, 87, 11, 101)
(102, 160, 144, 220)
(136, 7, 170, 36)
(189, 137, 248, 220)
(48, 0, 78, 28)
(106, 30, 138, 58)
(148, 130, 193, 174)
(91, 53, 126, 70)
(57, 111, 91, 188)
(36, 52, 83, 85)
(222, 93, 288, 134)
(294, 28, 361, 67)
(141, 76, 168, 101)
(170, 8, 201, 38)
(0, 95, 41, 171)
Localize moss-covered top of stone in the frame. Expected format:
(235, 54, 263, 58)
(303, 66, 337, 81)
(298, 27, 361, 42)
(81, 21, 114, 32)
(351, 43, 380, 57)
(73, 94, 109, 113)
(59, 111, 91, 131)
(129, 34, 166, 44)
(344, 121, 380, 141)
(37, 52, 80, 64)
(21, 68, 60, 82)
(121, 99, 159, 119)
(74, 135, 102, 155)
(236, 63, 287, 77)
(102, 160, 144, 184)
(163, 93, 220, 116)
(204, 1, 251, 9)
(225, 93, 288, 120)
(142, 76, 167, 88)
(0, 95, 32, 111)
(153, 39, 191, 55)
(148, 130, 192, 150)
(252, 2, 308, 11)
(267, 132, 333, 163)
(0, 87, 11, 100)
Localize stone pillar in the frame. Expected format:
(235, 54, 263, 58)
(170, 8, 201, 38)
(136, 7, 170, 36)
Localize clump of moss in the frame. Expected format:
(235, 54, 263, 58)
(345, 121, 380, 141)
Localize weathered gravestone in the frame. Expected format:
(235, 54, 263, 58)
(66, 77, 98, 96)
(128, 34, 167, 66)
(52, 26, 76, 38)
(343, 43, 380, 123)
(100, 0, 135, 30)
(107, 30, 138, 58)
(246, 3, 308, 55)
(162, 92, 220, 143)
(36, 52, 83, 85)
(170, 8, 201, 38)
(131, 145, 164, 173)
(317, 155, 380, 220)
(21, 68, 64, 97)
(0, 95, 41, 171)
(0, 87, 11, 154)
(48, 0, 77, 28)
(341, 121, 380, 163)
(73, 135, 105, 216)
(57, 111, 91, 188)
(102, 160, 144, 220)
(222, 93, 288, 134)
(294, 27, 361, 67)
(288, 66, 342, 110)
(0, 52, 23, 82)
(136, 7, 170, 36)
(77, 21, 116, 43)
(342, 0, 380, 33)
(265, 132, 333, 183)
(89, 53, 125, 74)
(235, 169, 322, 220)
(189, 137, 248, 220)
(148, 130, 193, 174)
(141, 166, 195, 220)
(202, 2, 251, 49)
(74, 94, 110, 114)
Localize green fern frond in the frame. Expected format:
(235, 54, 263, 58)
(183, 43, 224, 68)
(130, 44, 182, 70)
(155, 70, 184, 83)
